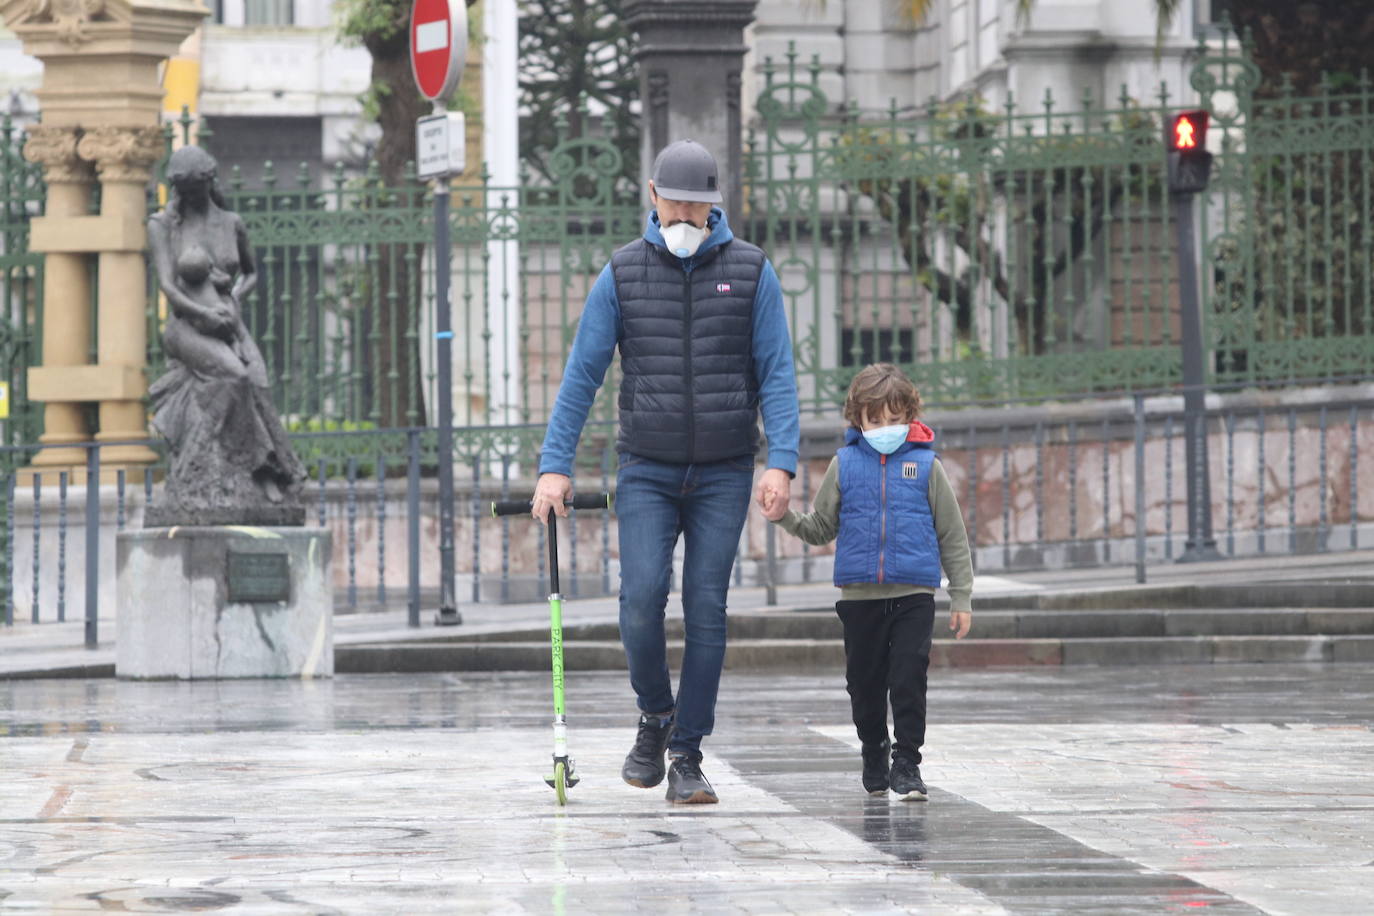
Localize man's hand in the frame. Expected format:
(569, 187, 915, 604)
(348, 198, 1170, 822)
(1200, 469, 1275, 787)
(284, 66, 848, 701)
(755, 467, 791, 522)
(531, 473, 572, 524)
(949, 611, 972, 640)
(761, 490, 788, 522)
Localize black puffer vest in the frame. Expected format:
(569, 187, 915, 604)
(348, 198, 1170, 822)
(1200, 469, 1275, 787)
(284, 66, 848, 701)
(612, 236, 767, 463)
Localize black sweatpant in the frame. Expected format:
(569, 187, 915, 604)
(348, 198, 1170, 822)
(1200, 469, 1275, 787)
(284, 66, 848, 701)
(834, 592, 936, 765)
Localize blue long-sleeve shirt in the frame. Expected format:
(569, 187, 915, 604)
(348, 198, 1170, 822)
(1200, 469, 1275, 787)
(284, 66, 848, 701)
(538, 208, 800, 476)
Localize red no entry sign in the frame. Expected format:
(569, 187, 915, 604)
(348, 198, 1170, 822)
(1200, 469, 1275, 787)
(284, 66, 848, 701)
(410, 0, 468, 101)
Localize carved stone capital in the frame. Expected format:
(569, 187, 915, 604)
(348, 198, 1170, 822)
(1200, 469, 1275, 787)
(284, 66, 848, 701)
(11, 0, 111, 47)
(76, 125, 166, 183)
(22, 123, 91, 184)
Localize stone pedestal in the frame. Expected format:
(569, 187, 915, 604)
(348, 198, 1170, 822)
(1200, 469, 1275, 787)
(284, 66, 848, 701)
(116, 526, 333, 680)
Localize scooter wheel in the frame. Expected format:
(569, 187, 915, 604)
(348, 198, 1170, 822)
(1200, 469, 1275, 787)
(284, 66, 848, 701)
(553, 760, 568, 805)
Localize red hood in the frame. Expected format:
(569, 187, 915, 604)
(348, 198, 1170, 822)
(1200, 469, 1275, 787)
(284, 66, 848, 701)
(907, 421, 935, 443)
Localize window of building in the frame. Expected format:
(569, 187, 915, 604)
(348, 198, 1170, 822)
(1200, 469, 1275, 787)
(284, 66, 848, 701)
(1196, 0, 1234, 32)
(245, 0, 294, 26)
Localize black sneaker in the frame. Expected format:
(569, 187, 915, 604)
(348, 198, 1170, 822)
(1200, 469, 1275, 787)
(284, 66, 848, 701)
(861, 739, 891, 795)
(621, 711, 675, 788)
(665, 754, 718, 804)
(889, 757, 928, 801)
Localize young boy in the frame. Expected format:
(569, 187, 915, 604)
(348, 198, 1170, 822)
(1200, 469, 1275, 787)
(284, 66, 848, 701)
(761, 363, 973, 800)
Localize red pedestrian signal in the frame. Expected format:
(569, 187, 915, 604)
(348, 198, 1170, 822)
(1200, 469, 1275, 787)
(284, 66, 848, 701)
(1175, 118, 1197, 149)
(1169, 110, 1209, 152)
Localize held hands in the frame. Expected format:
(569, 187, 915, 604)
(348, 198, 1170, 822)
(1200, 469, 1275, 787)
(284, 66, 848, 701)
(531, 472, 572, 525)
(755, 467, 791, 522)
(949, 610, 972, 640)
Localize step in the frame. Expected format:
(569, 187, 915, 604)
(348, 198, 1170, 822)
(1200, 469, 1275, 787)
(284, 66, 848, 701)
(12, 632, 1370, 679)
(973, 580, 1372, 611)
(335, 634, 1374, 673)
(0, 660, 117, 679)
(410, 608, 1374, 644)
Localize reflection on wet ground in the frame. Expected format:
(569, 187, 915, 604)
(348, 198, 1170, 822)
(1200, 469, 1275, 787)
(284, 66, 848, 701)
(1, 664, 1371, 913)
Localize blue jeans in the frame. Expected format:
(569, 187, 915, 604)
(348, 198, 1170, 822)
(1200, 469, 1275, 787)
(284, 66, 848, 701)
(615, 452, 755, 759)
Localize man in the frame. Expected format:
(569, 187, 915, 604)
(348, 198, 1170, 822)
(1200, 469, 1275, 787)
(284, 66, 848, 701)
(531, 139, 799, 804)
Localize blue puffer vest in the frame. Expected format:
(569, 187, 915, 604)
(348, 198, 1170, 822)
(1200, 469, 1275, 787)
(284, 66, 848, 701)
(833, 422, 942, 588)
(611, 235, 767, 463)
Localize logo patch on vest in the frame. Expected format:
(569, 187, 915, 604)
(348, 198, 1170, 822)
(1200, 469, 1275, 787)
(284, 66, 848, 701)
(716, 282, 732, 293)
(902, 462, 919, 479)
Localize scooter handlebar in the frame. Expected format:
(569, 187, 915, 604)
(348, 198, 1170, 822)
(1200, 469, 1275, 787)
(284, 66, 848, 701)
(490, 492, 612, 518)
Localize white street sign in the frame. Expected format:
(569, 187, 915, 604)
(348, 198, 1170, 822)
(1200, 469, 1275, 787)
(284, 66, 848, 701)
(416, 112, 466, 179)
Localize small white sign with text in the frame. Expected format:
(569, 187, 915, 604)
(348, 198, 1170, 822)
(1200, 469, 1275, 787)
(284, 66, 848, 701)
(416, 112, 466, 179)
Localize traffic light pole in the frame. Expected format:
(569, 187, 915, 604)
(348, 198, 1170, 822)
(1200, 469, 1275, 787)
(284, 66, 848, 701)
(1170, 185, 1222, 563)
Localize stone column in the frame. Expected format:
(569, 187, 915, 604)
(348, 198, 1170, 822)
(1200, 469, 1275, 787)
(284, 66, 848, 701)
(0, 0, 208, 480)
(78, 126, 166, 466)
(625, 0, 758, 219)
(21, 124, 95, 468)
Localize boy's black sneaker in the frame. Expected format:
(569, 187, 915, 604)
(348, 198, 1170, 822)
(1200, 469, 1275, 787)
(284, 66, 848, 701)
(861, 739, 891, 795)
(665, 754, 718, 804)
(889, 757, 928, 801)
(621, 711, 675, 788)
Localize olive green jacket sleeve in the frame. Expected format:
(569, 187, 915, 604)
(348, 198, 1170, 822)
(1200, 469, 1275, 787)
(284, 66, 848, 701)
(776, 457, 841, 546)
(774, 454, 974, 612)
(928, 459, 974, 613)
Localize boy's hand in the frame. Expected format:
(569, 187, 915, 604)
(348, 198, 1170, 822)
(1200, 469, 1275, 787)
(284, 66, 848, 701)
(755, 468, 791, 522)
(949, 610, 972, 639)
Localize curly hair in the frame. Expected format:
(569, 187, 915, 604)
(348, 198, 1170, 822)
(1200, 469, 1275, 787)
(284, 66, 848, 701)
(842, 363, 923, 429)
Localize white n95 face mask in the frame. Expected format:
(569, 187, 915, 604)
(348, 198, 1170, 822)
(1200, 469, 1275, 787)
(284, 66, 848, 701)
(662, 221, 707, 259)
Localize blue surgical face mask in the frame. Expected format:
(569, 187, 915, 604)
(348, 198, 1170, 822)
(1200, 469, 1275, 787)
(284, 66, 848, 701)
(862, 423, 908, 455)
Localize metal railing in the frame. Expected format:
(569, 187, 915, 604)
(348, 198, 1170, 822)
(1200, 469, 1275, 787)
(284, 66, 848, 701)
(4, 387, 1369, 647)
(762, 385, 1371, 590)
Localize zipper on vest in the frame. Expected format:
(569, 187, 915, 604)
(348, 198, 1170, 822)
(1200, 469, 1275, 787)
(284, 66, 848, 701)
(878, 453, 887, 584)
(683, 271, 695, 459)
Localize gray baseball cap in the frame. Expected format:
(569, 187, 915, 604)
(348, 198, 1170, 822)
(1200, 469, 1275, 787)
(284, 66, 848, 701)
(650, 139, 723, 204)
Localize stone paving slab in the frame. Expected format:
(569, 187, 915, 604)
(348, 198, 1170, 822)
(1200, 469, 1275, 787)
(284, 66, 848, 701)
(0, 728, 1005, 914)
(1, 664, 1372, 913)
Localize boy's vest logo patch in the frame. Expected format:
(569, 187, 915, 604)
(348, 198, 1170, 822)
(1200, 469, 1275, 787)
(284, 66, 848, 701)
(716, 282, 732, 293)
(902, 462, 919, 479)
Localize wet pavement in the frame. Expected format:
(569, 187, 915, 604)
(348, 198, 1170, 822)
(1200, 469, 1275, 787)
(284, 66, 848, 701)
(1, 664, 1372, 914)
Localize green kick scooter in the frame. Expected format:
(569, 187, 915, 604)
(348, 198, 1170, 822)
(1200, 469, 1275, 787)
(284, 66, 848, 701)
(491, 491, 613, 805)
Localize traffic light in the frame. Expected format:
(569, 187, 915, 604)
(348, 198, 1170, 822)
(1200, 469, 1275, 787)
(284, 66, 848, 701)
(1168, 110, 1208, 151)
(1166, 109, 1213, 194)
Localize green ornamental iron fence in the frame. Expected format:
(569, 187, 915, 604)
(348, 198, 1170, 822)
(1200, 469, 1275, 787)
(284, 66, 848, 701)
(0, 29, 1371, 468)
(148, 106, 643, 476)
(0, 114, 45, 451)
(747, 31, 1374, 414)
(1197, 34, 1374, 386)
